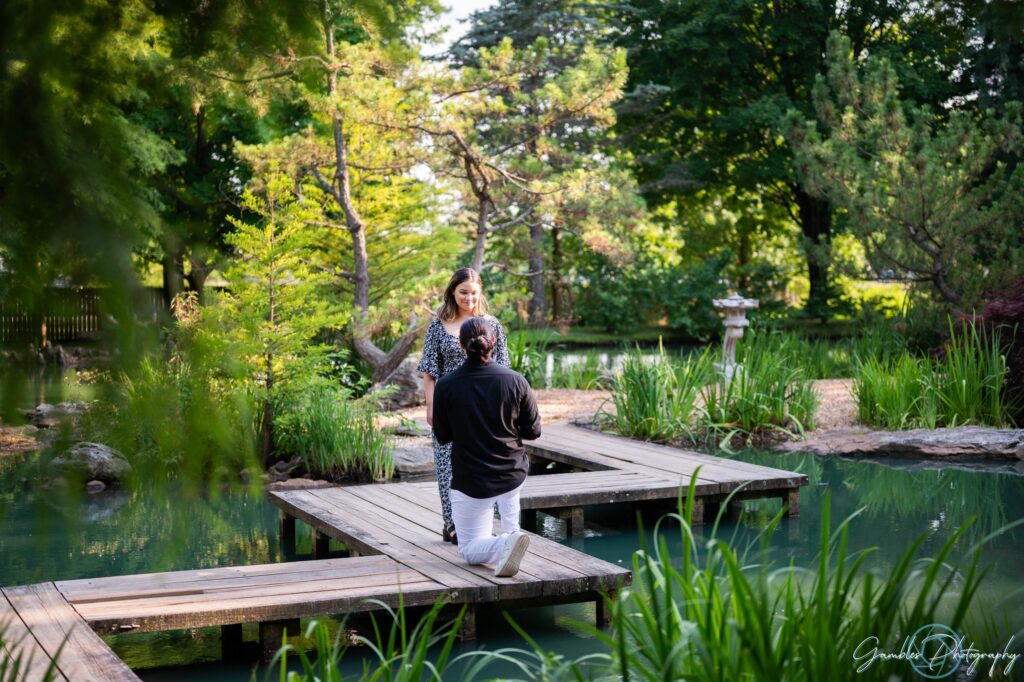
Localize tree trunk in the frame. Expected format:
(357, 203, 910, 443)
(793, 187, 832, 316)
(471, 198, 490, 272)
(527, 219, 546, 326)
(319, 5, 423, 381)
(161, 240, 185, 310)
(550, 226, 565, 323)
(261, 361, 274, 468)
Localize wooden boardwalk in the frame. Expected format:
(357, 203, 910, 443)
(522, 424, 807, 529)
(270, 482, 631, 638)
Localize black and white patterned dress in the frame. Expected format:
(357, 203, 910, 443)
(417, 315, 511, 525)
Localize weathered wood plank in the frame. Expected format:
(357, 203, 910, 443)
(346, 485, 598, 598)
(0, 589, 70, 682)
(379, 484, 630, 595)
(271, 489, 494, 599)
(57, 556, 406, 603)
(3, 584, 140, 682)
(544, 425, 808, 488)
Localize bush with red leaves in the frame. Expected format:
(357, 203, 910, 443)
(971, 277, 1024, 424)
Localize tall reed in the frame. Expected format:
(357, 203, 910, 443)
(702, 343, 819, 443)
(601, 347, 711, 443)
(275, 384, 394, 481)
(854, 320, 1015, 429)
(270, 600, 463, 682)
(583, 477, 990, 682)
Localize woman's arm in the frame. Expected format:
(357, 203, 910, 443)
(423, 373, 436, 425)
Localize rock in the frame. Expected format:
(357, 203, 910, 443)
(20, 402, 86, 429)
(373, 359, 424, 410)
(50, 442, 131, 483)
(86, 479, 106, 494)
(391, 439, 436, 478)
(777, 426, 1024, 461)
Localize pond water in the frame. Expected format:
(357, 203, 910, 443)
(2, 449, 1023, 679)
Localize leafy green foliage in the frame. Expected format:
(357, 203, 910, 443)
(788, 32, 1024, 306)
(601, 347, 712, 443)
(270, 600, 463, 682)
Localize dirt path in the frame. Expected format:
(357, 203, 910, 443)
(386, 380, 857, 433)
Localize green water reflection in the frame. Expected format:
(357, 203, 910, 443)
(1, 450, 1023, 679)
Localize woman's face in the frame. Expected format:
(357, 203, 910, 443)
(454, 282, 481, 314)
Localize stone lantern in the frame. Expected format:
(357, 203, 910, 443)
(712, 294, 759, 382)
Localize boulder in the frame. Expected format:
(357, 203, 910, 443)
(265, 478, 338, 492)
(20, 402, 86, 429)
(50, 442, 131, 483)
(776, 426, 1024, 461)
(373, 359, 424, 410)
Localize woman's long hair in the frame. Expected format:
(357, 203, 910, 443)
(460, 316, 495, 364)
(438, 267, 489, 321)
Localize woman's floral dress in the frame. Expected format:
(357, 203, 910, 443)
(416, 315, 511, 526)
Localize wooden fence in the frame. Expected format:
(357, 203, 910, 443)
(0, 287, 166, 345)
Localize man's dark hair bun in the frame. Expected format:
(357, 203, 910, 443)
(459, 317, 496, 363)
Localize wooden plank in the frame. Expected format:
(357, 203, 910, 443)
(382, 484, 629, 595)
(313, 487, 547, 600)
(71, 567, 432, 616)
(0, 590, 70, 682)
(546, 425, 808, 487)
(76, 576, 450, 635)
(528, 437, 720, 492)
(538, 429, 804, 492)
(57, 556, 405, 603)
(270, 490, 494, 599)
(346, 485, 596, 598)
(3, 584, 140, 681)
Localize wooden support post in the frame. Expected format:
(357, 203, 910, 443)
(596, 590, 617, 628)
(279, 511, 295, 559)
(558, 507, 584, 538)
(313, 530, 331, 559)
(458, 606, 477, 641)
(221, 623, 245, 662)
(520, 509, 538, 533)
(783, 489, 800, 517)
(260, 619, 301, 662)
(691, 499, 705, 526)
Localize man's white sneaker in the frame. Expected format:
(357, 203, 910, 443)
(494, 531, 530, 577)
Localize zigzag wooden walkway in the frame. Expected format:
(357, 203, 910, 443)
(270, 481, 631, 638)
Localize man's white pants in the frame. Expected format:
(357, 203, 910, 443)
(451, 484, 524, 565)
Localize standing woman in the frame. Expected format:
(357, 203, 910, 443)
(417, 268, 510, 543)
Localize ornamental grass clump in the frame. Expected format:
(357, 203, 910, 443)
(275, 383, 394, 482)
(701, 342, 819, 446)
(854, 320, 1015, 429)
(590, 478, 990, 682)
(602, 346, 711, 443)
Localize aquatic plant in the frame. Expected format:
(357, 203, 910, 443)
(275, 383, 394, 482)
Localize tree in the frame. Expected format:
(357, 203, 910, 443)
(210, 173, 343, 465)
(614, 0, 973, 315)
(451, 0, 632, 325)
(787, 33, 1024, 305)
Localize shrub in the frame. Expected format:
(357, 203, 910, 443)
(78, 355, 258, 482)
(274, 383, 394, 482)
(506, 330, 551, 389)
